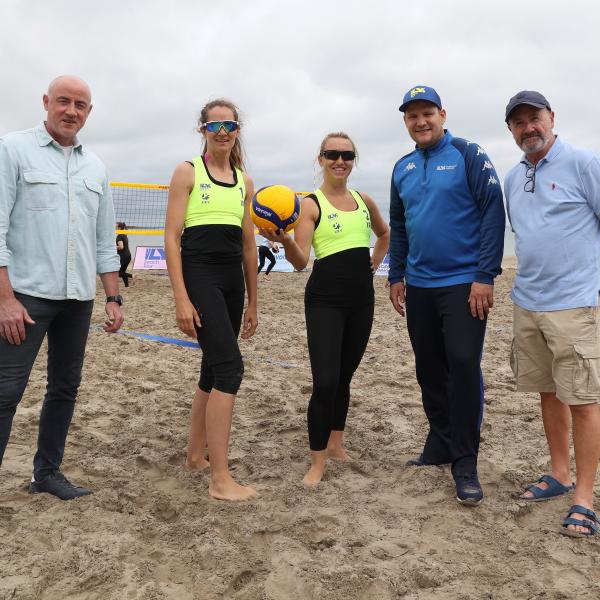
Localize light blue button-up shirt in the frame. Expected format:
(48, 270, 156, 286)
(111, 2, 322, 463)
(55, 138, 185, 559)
(0, 123, 120, 301)
(505, 136, 600, 311)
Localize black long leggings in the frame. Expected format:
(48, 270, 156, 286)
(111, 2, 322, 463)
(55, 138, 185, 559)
(405, 283, 486, 472)
(182, 262, 245, 395)
(118, 251, 132, 287)
(257, 246, 276, 275)
(305, 302, 374, 450)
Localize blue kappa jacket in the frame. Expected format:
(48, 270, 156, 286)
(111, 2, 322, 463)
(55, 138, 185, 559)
(389, 130, 505, 287)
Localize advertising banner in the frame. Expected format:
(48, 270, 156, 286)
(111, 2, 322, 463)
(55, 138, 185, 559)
(133, 246, 167, 270)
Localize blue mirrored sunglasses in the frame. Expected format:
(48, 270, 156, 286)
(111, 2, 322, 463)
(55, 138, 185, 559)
(203, 120, 239, 133)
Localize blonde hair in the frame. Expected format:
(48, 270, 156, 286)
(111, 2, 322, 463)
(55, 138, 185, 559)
(319, 131, 359, 164)
(198, 99, 245, 170)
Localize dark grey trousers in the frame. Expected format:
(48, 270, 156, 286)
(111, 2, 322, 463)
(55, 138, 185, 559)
(0, 293, 93, 479)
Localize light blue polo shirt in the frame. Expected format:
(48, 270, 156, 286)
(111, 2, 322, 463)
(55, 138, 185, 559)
(505, 136, 600, 311)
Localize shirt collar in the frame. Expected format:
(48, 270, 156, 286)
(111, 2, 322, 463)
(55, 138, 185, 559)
(520, 135, 561, 166)
(35, 122, 83, 151)
(416, 129, 451, 155)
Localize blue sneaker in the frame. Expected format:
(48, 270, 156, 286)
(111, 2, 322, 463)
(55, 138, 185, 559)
(453, 471, 483, 506)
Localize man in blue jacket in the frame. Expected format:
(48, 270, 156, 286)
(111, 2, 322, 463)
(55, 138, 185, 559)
(389, 86, 505, 506)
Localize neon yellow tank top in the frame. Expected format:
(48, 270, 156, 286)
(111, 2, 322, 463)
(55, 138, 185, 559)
(312, 189, 372, 260)
(184, 156, 245, 228)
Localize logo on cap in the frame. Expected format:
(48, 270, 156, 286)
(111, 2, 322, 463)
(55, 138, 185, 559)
(410, 87, 426, 98)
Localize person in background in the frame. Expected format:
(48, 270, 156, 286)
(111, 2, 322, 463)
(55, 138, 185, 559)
(0, 75, 123, 500)
(116, 221, 132, 287)
(164, 99, 258, 501)
(504, 90, 600, 537)
(257, 237, 278, 277)
(261, 132, 389, 486)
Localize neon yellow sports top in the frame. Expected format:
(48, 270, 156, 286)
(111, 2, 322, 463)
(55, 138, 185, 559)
(311, 189, 372, 260)
(184, 156, 245, 228)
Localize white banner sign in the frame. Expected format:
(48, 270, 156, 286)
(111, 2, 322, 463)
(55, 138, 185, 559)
(133, 246, 167, 270)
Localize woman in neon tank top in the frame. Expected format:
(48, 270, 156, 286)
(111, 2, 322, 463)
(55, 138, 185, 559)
(261, 132, 389, 486)
(164, 99, 258, 501)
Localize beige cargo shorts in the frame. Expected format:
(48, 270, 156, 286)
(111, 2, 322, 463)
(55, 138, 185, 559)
(510, 304, 600, 405)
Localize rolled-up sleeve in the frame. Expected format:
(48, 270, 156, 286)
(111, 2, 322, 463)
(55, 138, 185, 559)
(0, 140, 18, 267)
(96, 178, 120, 274)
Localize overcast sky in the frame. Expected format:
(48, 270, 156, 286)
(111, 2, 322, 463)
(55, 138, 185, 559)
(1, 0, 598, 218)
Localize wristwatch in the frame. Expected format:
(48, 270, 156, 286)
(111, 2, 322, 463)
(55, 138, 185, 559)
(106, 295, 123, 306)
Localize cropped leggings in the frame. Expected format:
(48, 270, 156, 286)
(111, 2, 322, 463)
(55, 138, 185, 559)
(183, 262, 245, 395)
(305, 301, 374, 450)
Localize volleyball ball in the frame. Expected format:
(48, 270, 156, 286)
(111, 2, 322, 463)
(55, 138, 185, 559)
(251, 185, 300, 233)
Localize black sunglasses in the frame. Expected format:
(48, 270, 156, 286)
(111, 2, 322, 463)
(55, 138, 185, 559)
(320, 150, 356, 161)
(524, 164, 536, 193)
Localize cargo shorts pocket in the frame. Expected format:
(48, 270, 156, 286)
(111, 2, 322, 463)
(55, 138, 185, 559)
(572, 341, 600, 400)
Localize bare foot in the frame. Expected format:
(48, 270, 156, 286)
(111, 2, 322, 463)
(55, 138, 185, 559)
(209, 477, 257, 501)
(185, 458, 210, 472)
(303, 464, 325, 487)
(327, 447, 352, 461)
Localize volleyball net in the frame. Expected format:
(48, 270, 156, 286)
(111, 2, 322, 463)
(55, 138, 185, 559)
(111, 182, 169, 234)
(112, 182, 310, 235)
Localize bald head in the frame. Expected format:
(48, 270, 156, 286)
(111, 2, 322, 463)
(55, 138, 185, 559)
(43, 75, 93, 146)
(47, 75, 92, 102)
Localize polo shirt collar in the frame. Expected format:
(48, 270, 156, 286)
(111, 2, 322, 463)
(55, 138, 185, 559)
(35, 122, 83, 151)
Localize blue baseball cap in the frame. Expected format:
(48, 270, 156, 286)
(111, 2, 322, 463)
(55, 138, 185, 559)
(505, 90, 551, 122)
(399, 86, 442, 112)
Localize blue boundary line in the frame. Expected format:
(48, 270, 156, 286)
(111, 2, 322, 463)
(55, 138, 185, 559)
(91, 327, 300, 368)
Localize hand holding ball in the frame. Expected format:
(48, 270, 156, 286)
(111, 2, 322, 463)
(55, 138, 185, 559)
(251, 185, 300, 233)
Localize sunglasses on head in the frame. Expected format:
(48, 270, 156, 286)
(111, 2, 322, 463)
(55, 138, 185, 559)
(320, 149, 356, 161)
(203, 120, 239, 133)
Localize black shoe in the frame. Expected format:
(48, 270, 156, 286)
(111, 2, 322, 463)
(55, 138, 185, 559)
(453, 471, 483, 506)
(406, 454, 451, 467)
(28, 472, 93, 500)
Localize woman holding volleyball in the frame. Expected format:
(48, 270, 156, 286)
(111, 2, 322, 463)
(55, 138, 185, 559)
(165, 99, 258, 501)
(260, 132, 389, 486)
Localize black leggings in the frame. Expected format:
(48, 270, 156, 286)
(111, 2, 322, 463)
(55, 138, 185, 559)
(118, 251, 132, 287)
(183, 262, 245, 395)
(305, 302, 374, 450)
(257, 246, 276, 274)
(405, 283, 486, 471)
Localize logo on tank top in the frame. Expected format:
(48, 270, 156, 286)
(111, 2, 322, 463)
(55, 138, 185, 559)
(327, 212, 338, 220)
(332, 222, 342, 233)
(239, 187, 244, 204)
(199, 183, 211, 189)
(201, 193, 210, 203)
(363, 209, 371, 228)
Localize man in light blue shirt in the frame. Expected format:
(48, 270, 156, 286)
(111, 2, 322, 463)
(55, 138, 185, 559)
(0, 75, 124, 500)
(505, 90, 600, 538)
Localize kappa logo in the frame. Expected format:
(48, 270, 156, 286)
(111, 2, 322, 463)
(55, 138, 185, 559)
(404, 162, 417, 172)
(482, 160, 493, 171)
(477, 146, 485, 156)
(410, 87, 426, 98)
(488, 176, 498, 185)
(328, 212, 338, 220)
(436, 164, 457, 171)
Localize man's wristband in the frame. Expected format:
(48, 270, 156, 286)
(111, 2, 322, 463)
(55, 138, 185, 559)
(106, 295, 123, 306)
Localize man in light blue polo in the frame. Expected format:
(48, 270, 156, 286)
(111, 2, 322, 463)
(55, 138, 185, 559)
(0, 75, 124, 500)
(505, 90, 600, 537)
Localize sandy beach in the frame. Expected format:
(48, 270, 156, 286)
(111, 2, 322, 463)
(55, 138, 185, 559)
(1, 263, 599, 600)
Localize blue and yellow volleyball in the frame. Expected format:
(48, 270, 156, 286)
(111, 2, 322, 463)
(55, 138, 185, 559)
(251, 185, 301, 233)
